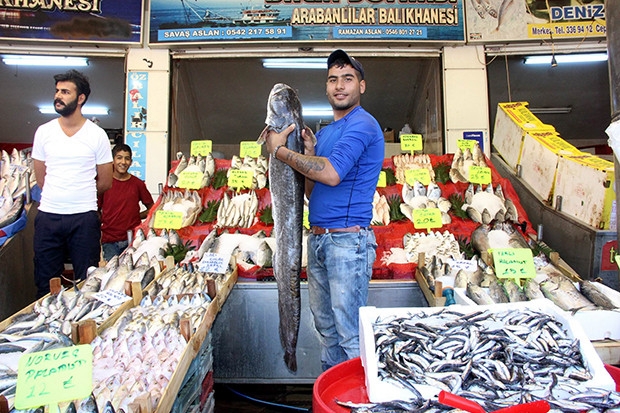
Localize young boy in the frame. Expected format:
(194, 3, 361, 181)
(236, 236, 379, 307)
(98, 143, 154, 261)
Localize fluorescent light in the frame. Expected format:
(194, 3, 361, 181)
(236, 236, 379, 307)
(524, 53, 607, 65)
(303, 107, 333, 117)
(529, 107, 572, 114)
(263, 58, 326, 69)
(39, 106, 109, 115)
(2, 55, 88, 66)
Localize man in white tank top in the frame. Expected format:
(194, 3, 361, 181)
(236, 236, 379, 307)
(32, 69, 113, 298)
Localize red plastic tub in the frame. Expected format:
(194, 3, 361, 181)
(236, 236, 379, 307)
(313, 357, 370, 413)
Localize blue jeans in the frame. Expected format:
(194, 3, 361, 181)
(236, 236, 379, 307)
(102, 240, 129, 262)
(307, 228, 376, 371)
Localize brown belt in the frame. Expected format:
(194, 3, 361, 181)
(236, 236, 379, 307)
(311, 225, 365, 235)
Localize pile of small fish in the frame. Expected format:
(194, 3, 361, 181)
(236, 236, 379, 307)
(403, 231, 461, 267)
(166, 151, 216, 189)
(228, 155, 268, 190)
(449, 142, 486, 183)
(400, 181, 452, 225)
(148, 189, 202, 229)
(370, 307, 620, 412)
(216, 190, 259, 228)
(127, 227, 182, 263)
(392, 153, 435, 185)
(89, 293, 212, 412)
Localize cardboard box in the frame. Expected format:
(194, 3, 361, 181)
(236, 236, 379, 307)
(359, 300, 614, 403)
(493, 102, 555, 171)
(383, 129, 395, 142)
(553, 153, 615, 229)
(519, 130, 581, 203)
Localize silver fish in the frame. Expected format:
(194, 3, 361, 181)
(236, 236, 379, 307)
(540, 275, 598, 312)
(257, 83, 305, 372)
(579, 280, 618, 310)
(466, 282, 495, 305)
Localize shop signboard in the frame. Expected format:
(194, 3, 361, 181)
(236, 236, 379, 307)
(149, 0, 465, 45)
(0, 0, 143, 43)
(466, 0, 606, 43)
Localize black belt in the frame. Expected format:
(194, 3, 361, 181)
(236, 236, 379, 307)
(311, 225, 367, 235)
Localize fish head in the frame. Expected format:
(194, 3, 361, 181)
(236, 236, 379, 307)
(265, 83, 301, 133)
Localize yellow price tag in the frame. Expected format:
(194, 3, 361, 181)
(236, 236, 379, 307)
(153, 210, 184, 229)
(15, 345, 92, 409)
(405, 169, 431, 186)
(468, 165, 492, 185)
(492, 248, 536, 282)
(457, 139, 477, 150)
(240, 141, 262, 158)
(400, 134, 423, 152)
(176, 170, 203, 189)
(376, 171, 387, 188)
(412, 208, 442, 230)
(191, 140, 213, 156)
(303, 209, 310, 230)
(228, 169, 253, 189)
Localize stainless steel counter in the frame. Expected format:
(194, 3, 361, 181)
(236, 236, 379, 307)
(212, 279, 426, 383)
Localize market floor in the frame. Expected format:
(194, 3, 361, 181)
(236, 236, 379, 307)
(213, 383, 314, 412)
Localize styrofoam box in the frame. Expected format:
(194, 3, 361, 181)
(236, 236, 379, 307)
(359, 300, 615, 403)
(453, 285, 620, 341)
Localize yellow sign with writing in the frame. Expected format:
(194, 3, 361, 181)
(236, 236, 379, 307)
(228, 169, 253, 189)
(16, 345, 92, 409)
(493, 248, 536, 281)
(376, 171, 386, 188)
(177, 170, 203, 189)
(457, 139, 477, 150)
(400, 134, 423, 152)
(303, 209, 310, 230)
(153, 210, 184, 229)
(240, 141, 262, 158)
(412, 208, 442, 230)
(405, 169, 431, 186)
(468, 165, 492, 185)
(190, 140, 213, 156)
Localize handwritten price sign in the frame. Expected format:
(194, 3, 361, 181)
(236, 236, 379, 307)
(400, 134, 423, 152)
(153, 210, 184, 229)
(405, 169, 431, 186)
(492, 248, 536, 282)
(376, 171, 386, 188)
(190, 140, 212, 156)
(176, 170, 203, 189)
(469, 165, 492, 185)
(228, 169, 253, 189)
(240, 141, 262, 158)
(198, 252, 228, 274)
(16, 345, 92, 409)
(412, 208, 442, 230)
(457, 139, 477, 150)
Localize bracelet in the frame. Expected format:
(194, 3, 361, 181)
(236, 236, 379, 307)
(273, 144, 284, 159)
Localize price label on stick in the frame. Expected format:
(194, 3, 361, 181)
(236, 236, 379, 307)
(190, 140, 212, 156)
(228, 169, 253, 190)
(400, 134, 423, 153)
(469, 165, 492, 185)
(15, 345, 92, 409)
(492, 248, 536, 282)
(376, 171, 386, 188)
(457, 139, 477, 150)
(405, 169, 431, 186)
(153, 210, 183, 229)
(412, 208, 442, 230)
(240, 141, 262, 158)
(176, 170, 203, 189)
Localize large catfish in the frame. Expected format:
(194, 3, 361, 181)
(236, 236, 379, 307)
(258, 83, 305, 372)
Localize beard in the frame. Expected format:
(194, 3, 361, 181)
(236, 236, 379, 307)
(54, 97, 78, 117)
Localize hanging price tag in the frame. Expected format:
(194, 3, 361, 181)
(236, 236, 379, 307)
(468, 165, 492, 185)
(15, 345, 92, 409)
(412, 208, 442, 230)
(153, 210, 184, 229)
(492, 248, 536, 282)
(457, 139, 477, 150)
(176, 170, 203, 189)
(228, 169, 253, 189)
(191, 140, 212, 156)
(405, 169, 431, 186)
(400, 134, 423, 152)
(376, 171, 387, 188)
(240, 141, 262, 158)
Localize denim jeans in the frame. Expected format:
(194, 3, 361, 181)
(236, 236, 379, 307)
(102, 240, 129, 262)
(307, 228, 377, 371)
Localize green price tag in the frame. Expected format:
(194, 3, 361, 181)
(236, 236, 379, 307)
(153, 210, 184, 229)
(303, 209, 309, 230)
(240, 141, 262, 158)
(228, 169, 253, 189)
(492, 248, 536, 282)
(400, 134, 423, 152)
(412, 208, 442, 230)
(457, 139, 477, 150)
(405, 169, 431, 186)
(469, 165, 492, 184)
(191, 140, 213, 156)
(376, 171, 386, 188)
(15, 345, 92, 409)
(176, 170, 203, 189)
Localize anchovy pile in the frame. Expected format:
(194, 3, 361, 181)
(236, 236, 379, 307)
(371, 307, 620, 412)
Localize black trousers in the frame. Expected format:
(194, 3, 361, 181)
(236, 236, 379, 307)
(34, 210, 101, 298)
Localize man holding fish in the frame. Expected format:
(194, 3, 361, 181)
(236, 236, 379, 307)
(262, 50, 384, 371)
(32, 70, 113, 298)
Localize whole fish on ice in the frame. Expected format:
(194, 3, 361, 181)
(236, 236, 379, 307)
(257, 83, 306, 372)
